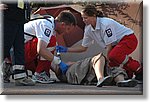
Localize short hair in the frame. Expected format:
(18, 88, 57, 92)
(56, 10, 77, 26)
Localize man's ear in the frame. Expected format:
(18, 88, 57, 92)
(61, 22, 66, 28)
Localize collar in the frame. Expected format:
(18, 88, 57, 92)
(91, 17, 101, 31)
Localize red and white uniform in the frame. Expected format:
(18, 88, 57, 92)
(24, 16, 56, 75)
(82, 17, 140, 78)
(24, 17, 54, 44)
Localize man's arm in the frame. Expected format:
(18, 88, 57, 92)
(37, 39, 55, 62)
(37, 39, 69, 74)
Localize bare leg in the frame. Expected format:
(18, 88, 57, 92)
(91, 53, 105, 81)
(91, 53, 113, 87)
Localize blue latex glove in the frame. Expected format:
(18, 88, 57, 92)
(56, 46, 68, 53)
(59, 62, 69, 74)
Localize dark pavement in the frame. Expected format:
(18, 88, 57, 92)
(2, 82, 143, 95)
(1, 71, 143, 95)
(1, 72, 143, 95)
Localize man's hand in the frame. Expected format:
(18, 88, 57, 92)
(59, 62, 69, 74)
(0, 4, 8, 10)
(56, 46, 68, 53)
(52, 56, 61, 65)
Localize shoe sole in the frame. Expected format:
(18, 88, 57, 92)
(34, 79, 56, 84)
(15, 81, 35, 86)
(97, 76, 113, 87)
(15, 78, 36, 86)
(117, 80, 138, 87)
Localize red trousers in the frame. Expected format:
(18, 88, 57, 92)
(108, 34, 140, 78)
(24, 37, 56, 76)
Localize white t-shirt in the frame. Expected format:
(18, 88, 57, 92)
(82, 17, 134, 48)
(24, 16, 55, 44)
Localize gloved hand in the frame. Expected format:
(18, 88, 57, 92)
(52, 56, 61, 65)
(56, 46, 68, 53)
(59, 62, 69, 74)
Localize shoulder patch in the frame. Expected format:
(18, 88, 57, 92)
(105, 28, 112, 37)
(44, 28, 51, 37)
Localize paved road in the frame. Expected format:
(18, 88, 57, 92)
(1, 81, 143, 95)
(1, 71, 143, 95)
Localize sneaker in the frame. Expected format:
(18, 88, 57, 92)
(116, 79, 138, 87)
(32, 72, 55, 84)
(15, 77, 35, 86)
(40, 71, 56, 83)
(2, 62, 13, 83)
(97, 76, 113, 87)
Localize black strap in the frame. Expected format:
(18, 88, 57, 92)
(24, 32, 36, 38)
(30, 17, 52, 24)
(25, 16, 53, 38)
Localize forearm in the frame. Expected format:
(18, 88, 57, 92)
(37, 40, 54, 62)
(68, 45, 87, 53)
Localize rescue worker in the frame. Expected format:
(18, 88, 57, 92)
(1, 1, 35, 86)
(56, 4, 142, 87)
(24, 11, 77, 84)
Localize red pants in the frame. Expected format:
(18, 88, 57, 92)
(24, 38, 51, 75)
(108, 34, 140, 78)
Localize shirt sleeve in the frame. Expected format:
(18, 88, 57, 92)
(82, 29, 94, 47)
(35, 20, 53, 44)
(103, 25, 117, 45)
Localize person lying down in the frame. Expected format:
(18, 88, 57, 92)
(51, 53, 138, 87)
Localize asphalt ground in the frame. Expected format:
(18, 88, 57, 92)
(2, 82, 143, 95)
(1, 72, 143, 95)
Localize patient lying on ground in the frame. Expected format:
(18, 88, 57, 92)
(51, 53, 138, 87)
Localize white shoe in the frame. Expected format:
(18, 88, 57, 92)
(15, 77, 35, 86)
(32, 72, 55, 84)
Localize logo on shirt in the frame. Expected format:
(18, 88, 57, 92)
(105, 28, 112, 37)
(44, 28, 51, 37)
